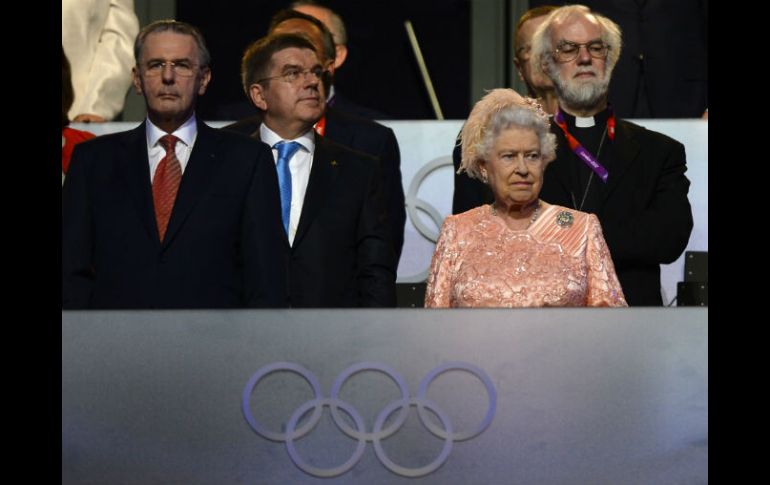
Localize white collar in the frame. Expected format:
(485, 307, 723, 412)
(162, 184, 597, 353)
(259, 123, 315, 154)
(145, 113, 198, 148)
(574, 115, 596, 128)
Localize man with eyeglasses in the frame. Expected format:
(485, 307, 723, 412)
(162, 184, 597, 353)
(240, 33, 396, 307)
(62, 20, 286, 309)
(226, 8, 406, 266)
(530, 5, 693, 306)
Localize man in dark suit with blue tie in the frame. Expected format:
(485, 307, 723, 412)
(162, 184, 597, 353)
(225, 9, 406, 264)
(241, 33, 396, 307)
(62, 20, 286, 309)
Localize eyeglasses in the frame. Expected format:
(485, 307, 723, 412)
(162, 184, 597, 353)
(143, 60, 199, 77)
(553, 41, 610, 63)
(256, 66, 327, 85)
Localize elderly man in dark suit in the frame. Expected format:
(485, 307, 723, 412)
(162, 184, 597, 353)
(62, 20, 286, 309)
(240, 33, 396, 307)
(226, 9, 406, 263)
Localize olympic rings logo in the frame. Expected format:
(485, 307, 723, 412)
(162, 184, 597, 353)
(242, 361, 497, 478)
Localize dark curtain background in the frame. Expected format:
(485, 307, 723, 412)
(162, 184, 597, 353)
(177, 0, 471, 120)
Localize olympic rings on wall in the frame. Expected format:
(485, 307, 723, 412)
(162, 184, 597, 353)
(242, 361, 496, 478)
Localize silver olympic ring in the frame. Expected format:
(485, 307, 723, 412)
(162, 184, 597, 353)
(329, 361, 410, 441)
(417, 361, 497, 441)
(241, 361, 323, 441)
(242, 361, 496, 478)
(372, 397, 453, 477)
(285, 398, 367, 478)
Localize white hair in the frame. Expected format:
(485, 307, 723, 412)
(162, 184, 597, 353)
(531, 5, 622, 82)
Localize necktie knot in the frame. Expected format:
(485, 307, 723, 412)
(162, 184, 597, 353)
(159, 134, 179, 154)
(274, 140, 301, 162)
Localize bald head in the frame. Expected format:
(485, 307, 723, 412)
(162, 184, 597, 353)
(292, 2, 349, 69)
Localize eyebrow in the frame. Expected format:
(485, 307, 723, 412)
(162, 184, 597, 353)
(145, 57, 194, 64)
(559, 38, 604, 45)
(279, 62, 322, 72)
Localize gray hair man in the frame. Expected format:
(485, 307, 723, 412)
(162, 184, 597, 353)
(530, 5, 693, 306)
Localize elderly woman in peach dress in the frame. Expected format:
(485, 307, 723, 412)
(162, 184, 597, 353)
(425, 89, 626, 307)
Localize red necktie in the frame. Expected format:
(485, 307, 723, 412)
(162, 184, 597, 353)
(152, 134, 182, 242)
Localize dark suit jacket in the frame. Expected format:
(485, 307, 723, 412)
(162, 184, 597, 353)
(273, 133, 396, 307)
(225, 108, 406, 263)
(62, 121, 286, 309)
(540, 119, 693, 305)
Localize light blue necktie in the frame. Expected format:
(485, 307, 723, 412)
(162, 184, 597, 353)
(274, 141, 301, 236)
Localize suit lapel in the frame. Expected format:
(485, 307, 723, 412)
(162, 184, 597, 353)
(118, 122, 160, 244)
(162, 121, 221, 248)
(292, 134, 338, 247)
(602, 120, 640, 203)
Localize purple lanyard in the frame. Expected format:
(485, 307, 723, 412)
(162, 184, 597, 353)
(553, 107, 615, 183)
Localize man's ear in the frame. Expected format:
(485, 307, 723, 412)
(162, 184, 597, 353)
(197, 67, 212, 95)
(333, 44, 348, 69)
(249, 83, 268, 111)
(131, 66, 143, 95)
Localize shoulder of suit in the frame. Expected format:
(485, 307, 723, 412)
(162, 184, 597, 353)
(327, 108, 394, 136)
(73, 124, 143, 153)
(220, 115, 262, 135)
(318, 135, 379, 164)
(198, 122, 267, 150)
(615, 118, 683, 148)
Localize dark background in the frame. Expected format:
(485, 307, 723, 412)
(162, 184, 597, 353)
(177, 0, 471, 120)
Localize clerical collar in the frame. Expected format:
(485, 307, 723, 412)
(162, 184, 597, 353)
(561, 107, 611, 130)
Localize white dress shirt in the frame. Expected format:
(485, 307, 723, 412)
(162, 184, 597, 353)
(260, 124, 316, 246)
(145, 114, 198, 182)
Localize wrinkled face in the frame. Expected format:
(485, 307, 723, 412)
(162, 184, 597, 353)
(481, 127, 545, 207)
(251, 47, 325, 130)
(132, 31, 210, 127)
(515, 16, 553, 92)
(545, 14, 609, 109)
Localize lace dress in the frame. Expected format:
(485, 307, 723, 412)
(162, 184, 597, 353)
(424, 203, 627, 307)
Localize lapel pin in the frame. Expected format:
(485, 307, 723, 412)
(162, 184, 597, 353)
(330, 159, 338, 166)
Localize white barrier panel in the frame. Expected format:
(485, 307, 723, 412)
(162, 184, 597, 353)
(72, 120, 707, 304)
(63, 308, 707, 484)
